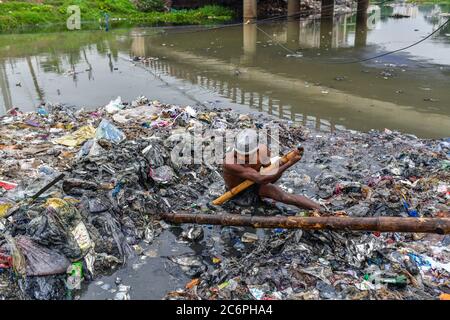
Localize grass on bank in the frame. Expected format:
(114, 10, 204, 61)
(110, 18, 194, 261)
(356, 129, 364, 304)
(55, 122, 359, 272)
(0, 1, 234, 33)
(407, 0, 450, 3)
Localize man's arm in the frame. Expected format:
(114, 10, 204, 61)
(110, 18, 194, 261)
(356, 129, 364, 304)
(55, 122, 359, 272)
(224, 156, 299, 185)
(261, 159, 297, 184)
(224, 163, 279, 185)
(260, 150, 302, 184)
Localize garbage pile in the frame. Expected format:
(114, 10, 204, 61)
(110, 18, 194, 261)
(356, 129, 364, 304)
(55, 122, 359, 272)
(165, 128, 450, 300)
(0, 95, 449, 300)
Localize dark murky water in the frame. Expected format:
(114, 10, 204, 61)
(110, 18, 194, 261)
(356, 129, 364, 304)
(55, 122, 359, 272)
(1, 3, 449, 138)
(80, 229, 191, 300)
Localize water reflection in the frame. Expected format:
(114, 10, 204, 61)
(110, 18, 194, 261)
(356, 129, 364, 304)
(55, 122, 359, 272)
(242, 23, 257, 63)
(0, 61, 12, 114)
(393, 3, 419, 18)
(355, 0, 369, 47)
(0, 4, 449, 138)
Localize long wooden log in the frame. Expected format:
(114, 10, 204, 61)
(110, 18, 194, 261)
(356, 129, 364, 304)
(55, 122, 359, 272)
(212, 145, 304, 205)
(161, 212, 450, 234)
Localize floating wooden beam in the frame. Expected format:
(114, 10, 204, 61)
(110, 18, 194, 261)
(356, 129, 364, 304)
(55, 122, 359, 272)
(162, 212, 450, 234)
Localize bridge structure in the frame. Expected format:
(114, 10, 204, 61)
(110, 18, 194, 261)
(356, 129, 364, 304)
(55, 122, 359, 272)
(243, 0, 370, 46)
(127, 1, 397, 136)
(126, 0, 450, 138)
(167, 0, 369, 19)
(168, 0, 372, 50)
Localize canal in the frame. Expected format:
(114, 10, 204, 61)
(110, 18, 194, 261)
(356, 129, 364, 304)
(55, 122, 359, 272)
(1, 3, 449, 138)
(1, 2, 450, 300)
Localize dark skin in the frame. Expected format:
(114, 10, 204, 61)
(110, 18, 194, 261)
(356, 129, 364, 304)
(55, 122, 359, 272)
(223, 145, 322, 211)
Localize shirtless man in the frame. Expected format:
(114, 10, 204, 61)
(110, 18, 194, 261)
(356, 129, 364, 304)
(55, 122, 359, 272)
(223, 129, 322, 211)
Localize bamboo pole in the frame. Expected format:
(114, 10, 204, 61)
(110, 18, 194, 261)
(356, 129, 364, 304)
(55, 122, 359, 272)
(162, 212, 450, 235)
(212, 145, 304, 205)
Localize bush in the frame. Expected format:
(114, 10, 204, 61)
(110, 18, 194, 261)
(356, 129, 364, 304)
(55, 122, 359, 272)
(134, 0, 165, 13)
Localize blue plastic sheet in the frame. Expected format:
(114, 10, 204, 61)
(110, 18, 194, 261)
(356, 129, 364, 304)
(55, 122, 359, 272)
(95, 119, 125, 144)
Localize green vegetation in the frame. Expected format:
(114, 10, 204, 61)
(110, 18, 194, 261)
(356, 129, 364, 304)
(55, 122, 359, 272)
(134, 0, 165, 12)
(0, 1, 234, 33)
(407, 0, 450, 3)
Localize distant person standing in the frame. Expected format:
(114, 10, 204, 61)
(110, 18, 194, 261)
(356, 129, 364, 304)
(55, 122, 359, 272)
(104, 13, 110, 32)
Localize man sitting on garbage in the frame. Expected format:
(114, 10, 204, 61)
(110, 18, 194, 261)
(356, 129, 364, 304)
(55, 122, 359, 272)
(223, 129, 322, 212)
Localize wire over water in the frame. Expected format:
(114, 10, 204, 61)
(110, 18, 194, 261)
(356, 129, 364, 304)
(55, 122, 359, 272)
(331, 18, 450, 64)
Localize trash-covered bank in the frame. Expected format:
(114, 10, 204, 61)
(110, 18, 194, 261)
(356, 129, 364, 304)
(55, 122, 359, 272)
(0, 95, 449, 300)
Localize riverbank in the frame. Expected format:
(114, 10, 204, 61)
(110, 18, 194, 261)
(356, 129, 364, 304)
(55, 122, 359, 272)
(0, 93, 448, 300)
(409, 1, 450, 3)
(0, 1, 234, 33)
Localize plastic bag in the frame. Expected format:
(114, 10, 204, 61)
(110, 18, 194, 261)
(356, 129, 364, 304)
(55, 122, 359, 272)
(15, 236, 71, 276)
(26, 212, 82, 261)
(18, 275, 66, 300)
(105, 96, 124, 114)
(95, 119, 126, 144)
(49, 199, 94, 256)
(4, 234, 26, 275)
(0, 180, 17, 191)
(112, 105, 159, 124)
(90, 212, 133, 260)
(150, 165, 176, 184)
(0, 202, 13, 218)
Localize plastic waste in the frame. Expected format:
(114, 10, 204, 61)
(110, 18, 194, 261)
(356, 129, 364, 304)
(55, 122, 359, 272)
(54, 125, 96, 147)
(105, 96, 124, 114)
(37, 106, 49, 117)
(95, 119, 126, 144)
(112, 105, 159, 124)
(66, 262, 83, 292)
(247, 285, 266, 300)
(186, 278, 200, 289)
(180, 226, 204, 242)
(241, 232, 258, 243)
(26, 209, 83, 260)
(402, 200, 419, 217)
(0, 180, 17, 191)
(114, 284, 130, 300)
(0, 202, 13, 218)
(18, 275, 67, 300)
(43, 200, 92, 258)
(0, 252, 12, 269)
(15, 236, 71, 276)
(364, 272, 408, 288)
(150, 165, 176, 184)
(4, 235, 26, 275)
(169, 253, 205, 277)
(1, 94, 449, 301)
(440, 293, 450, 300)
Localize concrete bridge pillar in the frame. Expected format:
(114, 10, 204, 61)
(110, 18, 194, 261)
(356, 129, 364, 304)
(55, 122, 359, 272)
(131, 32, 147, 57)
(321, 0, 335, 18)
(243, 0, 257, 21)
(320, 0, 334, 49)
(320, 19, 333, 49)
(355, 0, 369, 47)
(287, 20, 300, 47)
(287, 0, 300, 20)
(242, 23, 257, 63)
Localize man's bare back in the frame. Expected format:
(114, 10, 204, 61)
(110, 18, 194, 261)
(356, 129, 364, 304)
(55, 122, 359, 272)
(223, 144, 269, 190)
